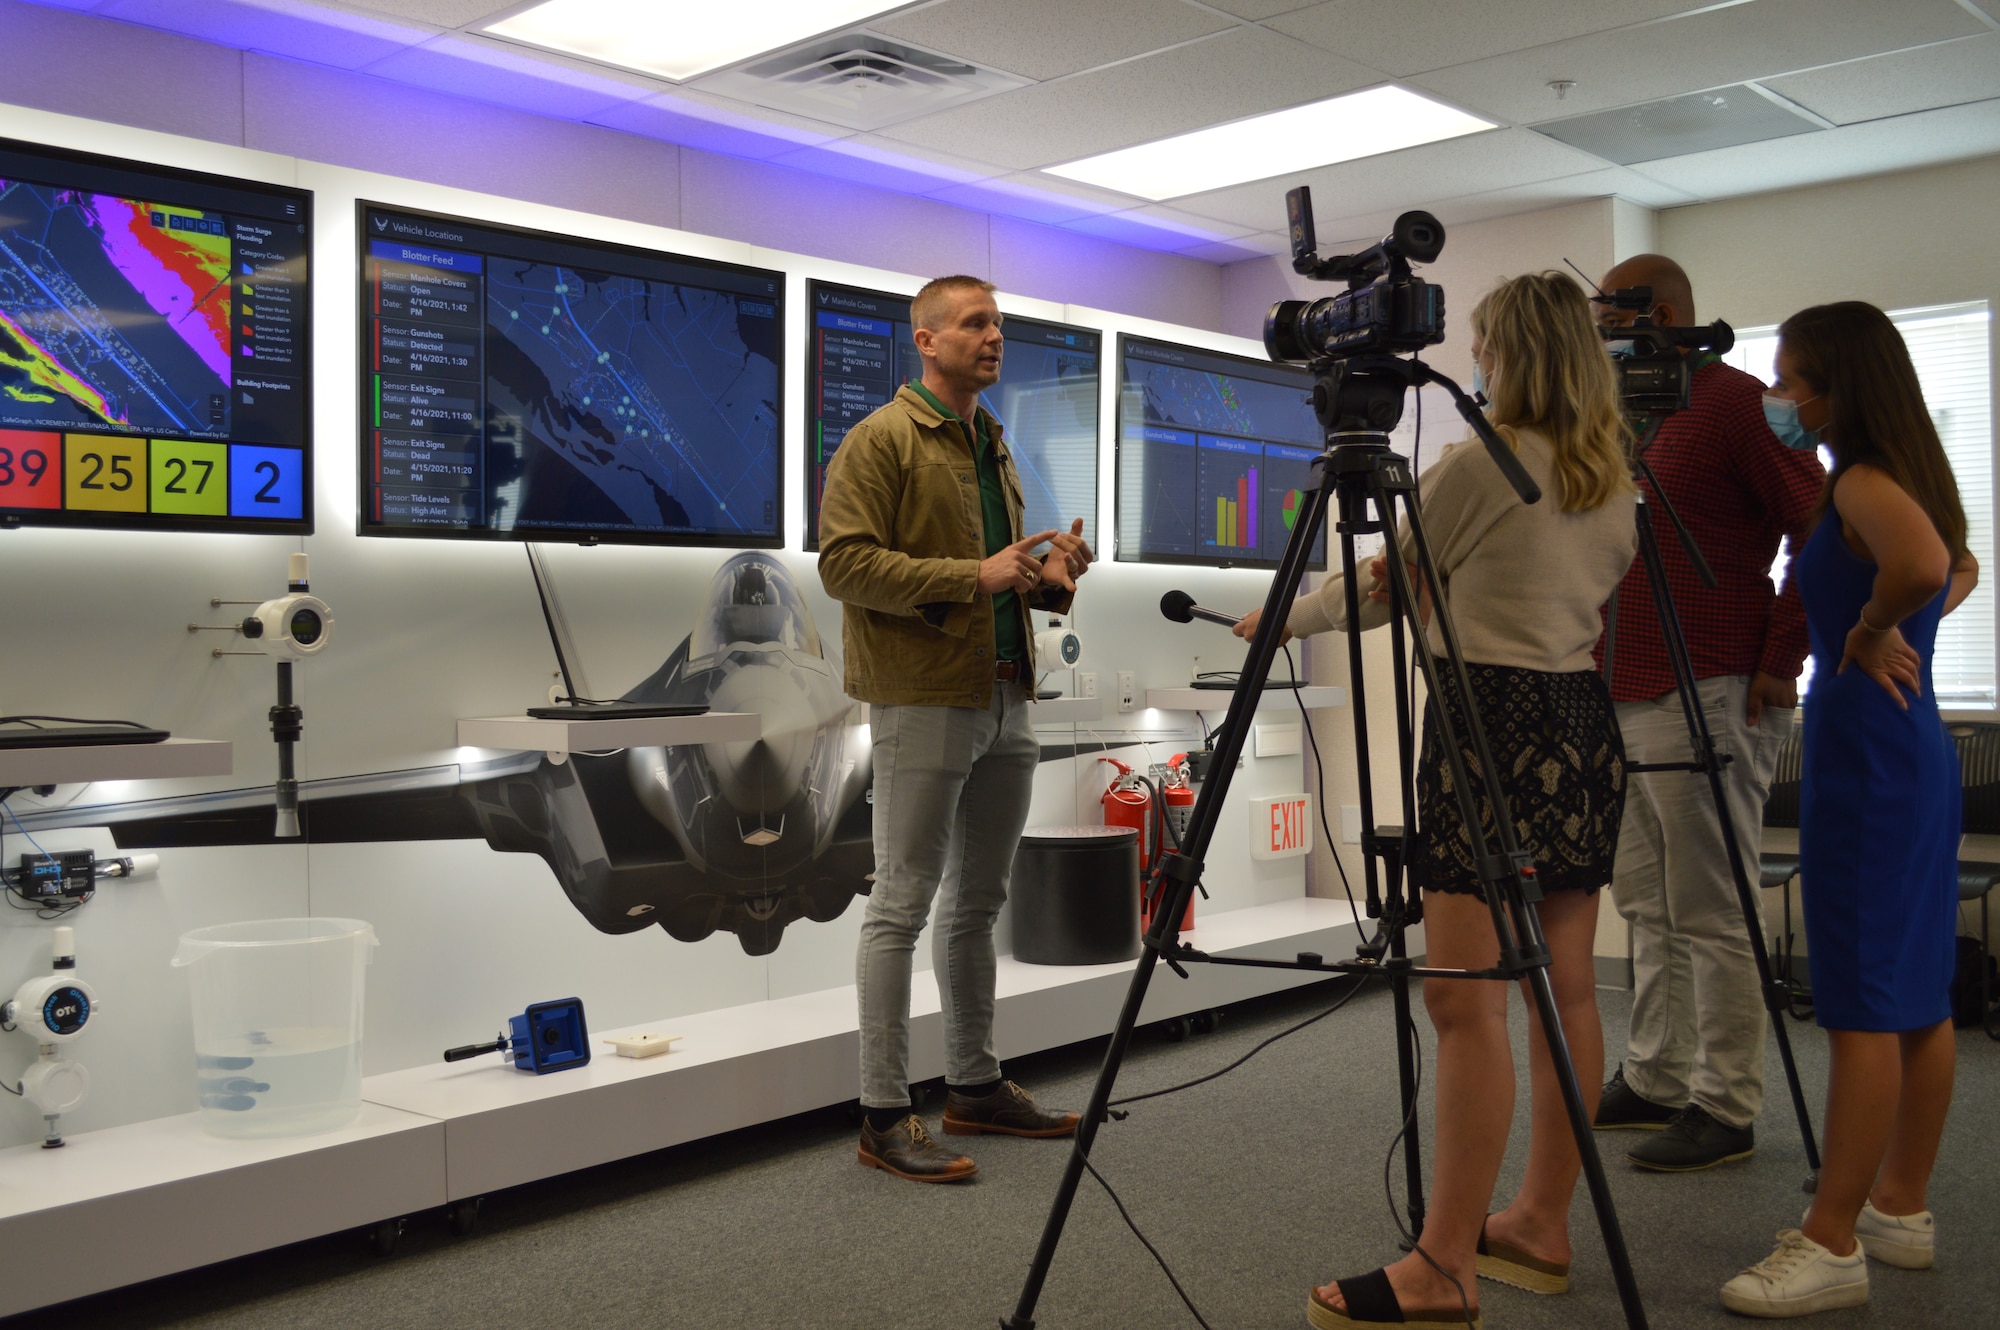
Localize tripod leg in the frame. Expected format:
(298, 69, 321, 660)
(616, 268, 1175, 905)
(1632, 501, 1822, 1186)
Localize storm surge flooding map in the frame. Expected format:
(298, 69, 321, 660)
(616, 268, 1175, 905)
(484, 259, 777, 536)
(0, 180, 232, 435)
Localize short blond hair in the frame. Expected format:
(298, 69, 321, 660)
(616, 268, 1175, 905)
(910, 275, 996, 335)
(1468, 272, 1633, 513)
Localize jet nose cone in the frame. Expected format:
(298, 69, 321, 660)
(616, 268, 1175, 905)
(703, 663, 815, 815)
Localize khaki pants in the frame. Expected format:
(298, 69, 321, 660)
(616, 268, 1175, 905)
(1611, 675, 1792, 1129)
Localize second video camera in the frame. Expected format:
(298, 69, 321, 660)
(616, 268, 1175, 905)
(1598, 285, 1735, 417)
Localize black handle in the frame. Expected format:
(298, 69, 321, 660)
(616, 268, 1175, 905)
(443, 1037, 506, 1063)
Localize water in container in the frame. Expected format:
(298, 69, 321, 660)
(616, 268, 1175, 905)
(174, 918, 376, 1139)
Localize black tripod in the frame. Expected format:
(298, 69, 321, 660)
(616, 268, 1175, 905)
(1602, 431, 1824, 1190)
(1003, 355, 1650, 1330)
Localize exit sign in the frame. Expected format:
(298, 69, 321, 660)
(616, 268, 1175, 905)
(1250, 794, 1312, 860)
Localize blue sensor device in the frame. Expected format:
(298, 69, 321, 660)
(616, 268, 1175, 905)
(443, 997, 590, 1074)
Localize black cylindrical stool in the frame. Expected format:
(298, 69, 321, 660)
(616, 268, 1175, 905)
(1011, 826, 1141, 966)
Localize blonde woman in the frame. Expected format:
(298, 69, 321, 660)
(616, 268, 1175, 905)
(1237, 273, 1637, 1328)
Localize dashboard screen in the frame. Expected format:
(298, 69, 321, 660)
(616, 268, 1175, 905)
(803, 280, 1098, 551)
(359, 204, 782, 545)
(1115, 335, 1325, 570)
(0, 138, 311, 533)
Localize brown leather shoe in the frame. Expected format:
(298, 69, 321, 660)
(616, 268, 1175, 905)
(857, 1115, 978, 1182)
(942, 1081, 1080, 1138)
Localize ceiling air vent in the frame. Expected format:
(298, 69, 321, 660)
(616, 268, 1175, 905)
(1534, 84, 1829, 166)
(692, 36, 1029, 133)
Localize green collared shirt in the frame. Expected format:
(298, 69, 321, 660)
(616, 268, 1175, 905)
(908, 380, 1025, 662)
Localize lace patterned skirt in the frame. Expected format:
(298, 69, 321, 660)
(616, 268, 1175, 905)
(1410, 663, 1625, 900)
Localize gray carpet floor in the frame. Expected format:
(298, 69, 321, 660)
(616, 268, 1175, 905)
(9, 978, 1996, 1329)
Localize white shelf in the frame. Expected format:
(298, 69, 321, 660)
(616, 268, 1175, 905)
(1146, 686, 1345, 711)
(0, 898, 1368, 1314)
(456, 712, 759, 757)
(1030, 696, 1103, 723)
(0, 737, 231, 787)
(0, 1103, 442, 1317)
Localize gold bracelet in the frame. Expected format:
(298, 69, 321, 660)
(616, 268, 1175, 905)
(1857, 606, 1893, 634)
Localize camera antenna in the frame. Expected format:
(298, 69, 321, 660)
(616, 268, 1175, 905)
(1564, 257, 1610, 301)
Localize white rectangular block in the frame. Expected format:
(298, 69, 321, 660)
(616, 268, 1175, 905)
(1250, 793, 1312, 860)
(1255, 723, 1302, 757)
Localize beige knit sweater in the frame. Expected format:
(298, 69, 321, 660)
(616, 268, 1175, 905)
(1286, 429, 1637, 674)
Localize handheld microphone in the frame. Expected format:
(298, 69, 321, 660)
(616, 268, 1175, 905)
(1160, 590, 1241, 628)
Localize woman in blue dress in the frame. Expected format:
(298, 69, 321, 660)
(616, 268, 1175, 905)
(1721, 302, 1978, 1319)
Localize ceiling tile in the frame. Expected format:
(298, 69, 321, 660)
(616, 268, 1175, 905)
(928, 169, 1136, 226)
(1410, 0, 1984, 126)
(1197, 0, 1314, 18)
(1166, 126, 1607, 230)
(867, 0, 1234, 81)
(1762, 33, 2000, 125)
(1180, 232, 1288, 263)
(875, 26, 1381, 171)
(767, 134, 1001, 194)
(1269, 0, 1714, 78)
(1627, 96, 2000, 200)
(97, 0, 430, 68)
(362, 34, 657, 119)
(1065, 202, 1257, 249)
(588, 89, 845, 160)
(330, 0, 518, 25)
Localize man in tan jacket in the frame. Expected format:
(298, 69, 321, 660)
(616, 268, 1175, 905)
(819, 274, 1093, 1182)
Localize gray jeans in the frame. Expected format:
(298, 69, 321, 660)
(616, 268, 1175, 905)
(1611, 674, 1792, 1128)
(857, 682, 1038, 1109)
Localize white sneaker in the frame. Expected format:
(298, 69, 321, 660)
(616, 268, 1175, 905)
(1855, 1202, 1935, 1270)
(1721, 1229, 1869, 1318)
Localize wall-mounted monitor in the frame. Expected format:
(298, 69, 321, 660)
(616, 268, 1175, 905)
(358, 203, 783, 546)
(0, 138, 312, 533)
(1115, 334, 1326, 571)
(803, 280, 1099, 552)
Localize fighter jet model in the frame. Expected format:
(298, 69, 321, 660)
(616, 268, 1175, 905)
(14, 553, 874, 956)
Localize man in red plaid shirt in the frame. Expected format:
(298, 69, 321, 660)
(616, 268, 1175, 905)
(1590, 255, 1825, 1172)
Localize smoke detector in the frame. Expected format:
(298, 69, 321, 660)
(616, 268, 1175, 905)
(693, 36, 1028, 132)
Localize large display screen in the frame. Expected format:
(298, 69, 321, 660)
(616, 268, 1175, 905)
(359, 204, 783, 545)
(803, 280, 1098, 551)
(0, 138, 311, 533)
(1115, 335, 1325, 570)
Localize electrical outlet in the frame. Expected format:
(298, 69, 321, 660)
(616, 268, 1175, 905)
(1116, 670, 1137, 713)
(1340, 805, 1363, 844)
(1078, 672, 1098, 699)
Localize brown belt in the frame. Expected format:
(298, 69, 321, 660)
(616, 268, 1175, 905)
(994, 659, 1025, 681)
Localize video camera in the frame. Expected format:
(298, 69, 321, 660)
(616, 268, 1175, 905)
(1596, 285, 1735, 417)
(1264, 188, 1447, 366)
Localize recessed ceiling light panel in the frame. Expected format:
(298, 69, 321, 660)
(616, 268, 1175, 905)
(1044, 86, 1497, 202)
(487, 0, 917, 83)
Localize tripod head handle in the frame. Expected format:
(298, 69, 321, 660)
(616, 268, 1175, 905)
(1419, 365, 1542, 506)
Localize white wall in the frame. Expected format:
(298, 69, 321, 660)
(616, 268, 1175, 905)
(0, 89, 1307, 1148)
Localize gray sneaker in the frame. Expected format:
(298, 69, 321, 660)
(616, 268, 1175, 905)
(1628, 1103, 1754, 1171)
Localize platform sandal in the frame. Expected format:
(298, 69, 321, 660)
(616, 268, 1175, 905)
(1475, 1217, 1570, 1294)
(1306, 1268, 1481, 1329)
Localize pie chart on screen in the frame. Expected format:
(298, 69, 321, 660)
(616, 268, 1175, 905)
(1281, 488, 1303, 530)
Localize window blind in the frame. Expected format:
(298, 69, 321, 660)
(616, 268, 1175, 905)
(1724, 303, 1994, 708)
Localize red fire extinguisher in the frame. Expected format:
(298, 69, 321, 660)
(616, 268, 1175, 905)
(1098, 758, 1156, 870)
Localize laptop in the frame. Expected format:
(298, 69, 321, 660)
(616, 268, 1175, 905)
(520, 547, 708, 723)
(0, 723, 170, 748)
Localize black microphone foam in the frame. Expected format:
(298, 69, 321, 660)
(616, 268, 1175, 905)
(1160, 590, 1196, 623)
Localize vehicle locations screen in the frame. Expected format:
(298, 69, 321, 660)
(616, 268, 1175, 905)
(1116, 335, 1325, 570)
(0, 138, 311, 533)
(803, 280, 1098, 551)
(360, 204, 783, 546)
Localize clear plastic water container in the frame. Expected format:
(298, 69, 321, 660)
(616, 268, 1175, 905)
(173, 918, 377, 1139)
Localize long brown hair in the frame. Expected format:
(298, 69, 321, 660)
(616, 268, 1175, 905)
(1468, 272, 1633, 512)
(1778, 302, 1969, 562)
